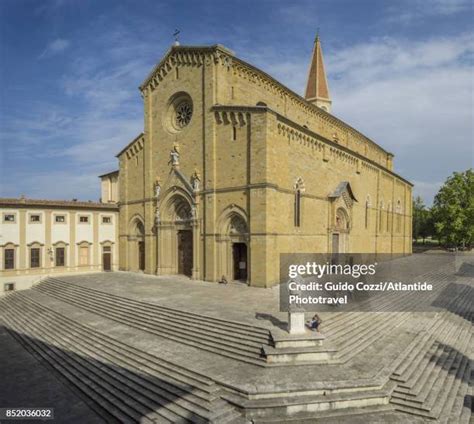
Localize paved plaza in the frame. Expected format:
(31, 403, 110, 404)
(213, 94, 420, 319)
(0, 252, 472, 423)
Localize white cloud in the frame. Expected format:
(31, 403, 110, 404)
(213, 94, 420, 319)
(243, 33, 473, 204)
(39, 38, 71, 59)
(386, 0, 472, 23)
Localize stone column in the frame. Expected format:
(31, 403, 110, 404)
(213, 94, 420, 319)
(191, 200, 200, 280)
(287, 276, 307, 334)
(288, 311, 306, 334)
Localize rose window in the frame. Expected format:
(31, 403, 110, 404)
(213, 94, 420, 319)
(175, 102, 193, 128)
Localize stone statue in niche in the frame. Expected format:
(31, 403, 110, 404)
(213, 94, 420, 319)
(191, 171, 201, 192)
(169, 146, 180, 166)
(154, 179, 161, 199)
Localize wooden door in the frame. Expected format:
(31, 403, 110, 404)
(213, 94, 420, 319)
(138, 241, 145, 271)
(178, 230, 193, 277)
(233, 243, 247, 281)
(103, 252, 111, 271)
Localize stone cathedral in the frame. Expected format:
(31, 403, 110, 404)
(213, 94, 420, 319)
(114, 37, 413, 287)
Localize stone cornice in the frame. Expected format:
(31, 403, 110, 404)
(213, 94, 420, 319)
(116, 132, 145, 158)
(229, 55, 393, 157)
(139, 45, 392, 159)
(212, 104, 413, 187)
(0, 198, 119, 211)
(139, 44, 407, 169)
(139, 44, 234, 93)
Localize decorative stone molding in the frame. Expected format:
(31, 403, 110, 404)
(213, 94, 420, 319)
(328, 182, 357, 209)
(139, 45, 393, 171)
(117, 133, 145, 160)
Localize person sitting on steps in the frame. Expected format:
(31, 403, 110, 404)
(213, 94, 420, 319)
(309, 314, 322, 332)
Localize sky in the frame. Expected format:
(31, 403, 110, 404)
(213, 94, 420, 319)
(0, 0, 473, 205)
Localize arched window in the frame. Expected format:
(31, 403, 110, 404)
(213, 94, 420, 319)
(294, 190, 301, 227)
(256, 101, 267, 107)
(396, 200, 402, 233)
(293, 178, 305, 227)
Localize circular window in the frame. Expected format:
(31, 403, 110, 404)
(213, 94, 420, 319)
(164, 92, 193, 133)
(175, 101, 193, 128)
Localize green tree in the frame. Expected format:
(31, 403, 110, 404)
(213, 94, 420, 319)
(419, 209, 435, 244)
(432, 169, 474, 249)
(413, 196, 435, 244)
(413, 196, 427, 242)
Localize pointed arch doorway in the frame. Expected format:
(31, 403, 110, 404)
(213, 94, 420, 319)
(157, 192, 197, 278)
(217, 209, 249, 283)
(129, 217, 145, 272)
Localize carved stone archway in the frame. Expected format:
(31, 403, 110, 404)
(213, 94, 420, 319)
(328, 182, 356, 254)
(156, 191, 199, 278)
(216, 206, 249, 283)
(128, 216, 145, 272)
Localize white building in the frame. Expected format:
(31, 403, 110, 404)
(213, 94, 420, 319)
(0, 196, 119, 293)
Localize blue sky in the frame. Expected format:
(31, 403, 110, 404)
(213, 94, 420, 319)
(0, 0, 473, 205)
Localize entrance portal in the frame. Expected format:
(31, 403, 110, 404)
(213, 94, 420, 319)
(178, 230, 193, 277)
(102, 246, 112, 271)
(233, 242, 247, 281)
(138, 241, 145, 271)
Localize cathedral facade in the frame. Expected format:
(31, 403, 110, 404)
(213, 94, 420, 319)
(117, 38, 412, 287)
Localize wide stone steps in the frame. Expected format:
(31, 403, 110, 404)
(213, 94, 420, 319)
(388, 290, 473, 422)
(34, 277, 269, 365)
(322, 268, 454, 333)
(325, 270, 450, 324)
(224, 380, 396, 421)
(41, 277, 270, 343)
(40, 277, 270, 343)
(0, 291, 243, 423)
(334, 312, 412, 362)
(4, 292, 218, 396)
(392, 297, 472, 385)
(250, 404, 396, 423)
(391, 285, 472, 379)
(322, 271, 456, 362)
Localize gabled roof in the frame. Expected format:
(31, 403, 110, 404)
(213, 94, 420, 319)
(140, 44, 234, 91)
(305, 35, 330, 101)
(328, 181, 357, 202)
(98, 170, 119, 178)
(116, 133, 144, 158)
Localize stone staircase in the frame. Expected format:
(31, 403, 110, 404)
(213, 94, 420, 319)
(224, 380, 397, 423)
(0, 290, 244, 423)
(1, 270, 472, 423)
(33, 277, 271, 366)
(322, 269, 461, 363)
(388, 286, 473, 423)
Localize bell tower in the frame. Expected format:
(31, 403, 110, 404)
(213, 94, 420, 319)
(304, 34, 332, 113)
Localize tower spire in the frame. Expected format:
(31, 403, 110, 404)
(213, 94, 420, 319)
(304, 33, 331, 113)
